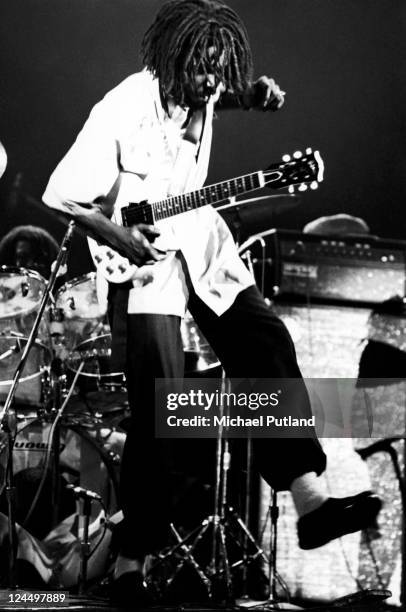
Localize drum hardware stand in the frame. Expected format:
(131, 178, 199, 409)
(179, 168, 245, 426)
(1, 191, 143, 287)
(48, 306, 68, 529)
(78, 494, 92, 596)
(268, 490, 279, 602)
(66, 485, 103, 595)
(50, 405, 61, 530)
(146, 383, 231, 601)
(149, 378, 270, 603)
(246, 488, 290, 610)
(356, 437, 406, 608)
(240, 436, 253, 601)
(0, 221, 75, 589)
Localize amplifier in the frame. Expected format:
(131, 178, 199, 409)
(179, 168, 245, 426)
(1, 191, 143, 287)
(245, 229, 406, 305)
(258, 302, 404, 606)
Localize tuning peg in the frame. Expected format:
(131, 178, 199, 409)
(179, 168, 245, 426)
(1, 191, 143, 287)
(293, 151, 302, 159)
(298, 183, 308, 192)
(306, 147, 312, 154)
(288, 185, 295, 194)
(310, 181, 318, 190)
(282, 154, 291, 162)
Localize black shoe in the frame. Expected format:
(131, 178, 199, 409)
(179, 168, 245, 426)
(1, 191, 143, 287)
(109, 571, 154, 609)
(297, 491, 382, 550)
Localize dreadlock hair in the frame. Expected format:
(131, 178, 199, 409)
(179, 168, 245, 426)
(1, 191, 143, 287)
(0, 225, 59, 278)
(141, 0, 254, 110)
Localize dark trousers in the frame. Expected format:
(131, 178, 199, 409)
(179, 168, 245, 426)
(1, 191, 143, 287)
(111, 285, 326, 559)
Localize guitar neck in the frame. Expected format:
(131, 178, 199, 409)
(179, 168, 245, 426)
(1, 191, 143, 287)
(153, 171, 264, 220)
(124, 171, 265, 226)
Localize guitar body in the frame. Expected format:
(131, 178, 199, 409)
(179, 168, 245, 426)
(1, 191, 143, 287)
(88, 199, 155, 283)
(88, 149, 324, 284)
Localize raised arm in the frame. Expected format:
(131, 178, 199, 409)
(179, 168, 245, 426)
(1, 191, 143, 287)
(217, 76, 285, 111)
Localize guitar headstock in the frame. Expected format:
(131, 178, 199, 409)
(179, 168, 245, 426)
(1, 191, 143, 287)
(264, 148, 324, 192)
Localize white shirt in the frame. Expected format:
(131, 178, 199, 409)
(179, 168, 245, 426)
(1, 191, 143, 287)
(43, 71, 254, 316)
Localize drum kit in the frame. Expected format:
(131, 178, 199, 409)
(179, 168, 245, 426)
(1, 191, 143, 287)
(0, 261, 222, 589)
(0, 267, 125, 586)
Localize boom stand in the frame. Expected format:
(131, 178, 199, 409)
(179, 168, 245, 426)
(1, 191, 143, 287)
(149, 376, 271, 602)
(0, 221, 75, 589)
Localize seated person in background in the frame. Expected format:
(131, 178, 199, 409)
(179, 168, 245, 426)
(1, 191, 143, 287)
(303, 213, 370, 237)
(0, 225, 59, 279)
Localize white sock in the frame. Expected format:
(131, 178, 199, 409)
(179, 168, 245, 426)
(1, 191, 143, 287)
(290, 471, 328, 517)
(114, 555, 144, 579)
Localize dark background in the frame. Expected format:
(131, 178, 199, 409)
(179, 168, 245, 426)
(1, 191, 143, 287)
(0, 0, 405, 278)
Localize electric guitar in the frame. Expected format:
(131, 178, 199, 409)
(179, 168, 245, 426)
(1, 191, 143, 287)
(88, 148, 324, 283)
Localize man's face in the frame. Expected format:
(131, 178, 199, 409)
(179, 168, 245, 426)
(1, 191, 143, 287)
(15, 239, 35, 269)
(183, 47, 225, 110)
(14, 239, 48, 277)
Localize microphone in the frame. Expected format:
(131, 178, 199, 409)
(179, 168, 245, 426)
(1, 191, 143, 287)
(51, 220, 75, 278)
(66, 484, 102, 502)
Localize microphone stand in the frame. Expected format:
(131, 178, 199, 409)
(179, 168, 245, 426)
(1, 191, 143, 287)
(0, 220, 75, 589)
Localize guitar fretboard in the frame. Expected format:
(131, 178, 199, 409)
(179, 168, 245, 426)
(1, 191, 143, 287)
(152, 171, 264, 221)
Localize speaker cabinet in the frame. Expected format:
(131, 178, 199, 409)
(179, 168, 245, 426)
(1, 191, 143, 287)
(258, 302, 404, 605)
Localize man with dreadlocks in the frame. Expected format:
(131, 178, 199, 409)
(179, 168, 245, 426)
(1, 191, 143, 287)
(0, 225, 59, 279)
(43, 0, 380, 603)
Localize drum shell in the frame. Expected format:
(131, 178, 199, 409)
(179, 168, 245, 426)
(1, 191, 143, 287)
(65, 333, 128, 416)
(0, 268, 51, 407)
(0, 267, 49, 343)
(0, 418, 125, 587)
(0, 418, 123, 529)
(55, 272, 107, 351)
(0, 336, 50, 406)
